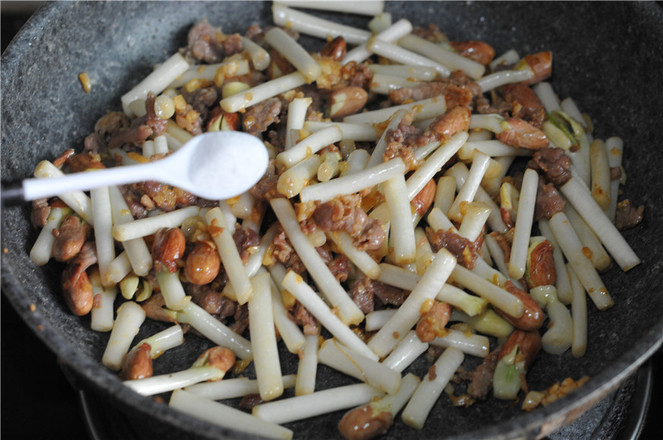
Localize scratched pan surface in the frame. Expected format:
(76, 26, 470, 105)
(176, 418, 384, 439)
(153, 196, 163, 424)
(2, 1, 663, 439)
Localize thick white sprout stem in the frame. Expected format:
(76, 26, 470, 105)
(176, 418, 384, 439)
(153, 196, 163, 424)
(567, 263, 588, 357)
(102, 301, 146, 371)
(91, 186, 115, 286)
(133, 324, 184, 358)
(560, 97, 587, 129)
(370, 73, 421, 95)
(368, 110, 408, 167)
(109, 186, 152, 275)
(548, 212, 613, 310)
(318, 339, 401, 394)
(560, 177, 640, 272)
(483, 156, 516, 196)
(281, 270, 375, 359)
(155, 269, 189, 311)
(399, 34, 485, 80)
(327, 231, 381, 279)
(30, 206, 69, 266)
(272, 5, 371, 45)
(604, 136, 624, 221)
(590, 139, 612, 210)
(277, 154, 322, 198)
(359, 373, 420, 423)
(226, 191, 256, 220)
(376, 263, 420, 290)
(33, 161, 93, 224)
(107, 251, 132, 285)
(121, 53, 189, 115)
(447, 151, 491, 222)
(277, 126, 343, 169)
(285, 97, 311, 148)
(436, 284, 487, 317)
(406, 132, 468, 201)
(318, 152, 341, 186)
(170, 390, 293, 440)
(249, 273, 283, 401)
(300, 158, 405, 204)
(240, 37, 271, 71)
(170, 59, 251, 88)
(295, 334, 319, 396)
(458, 202, 491, 242)
(532, 82, 561, 113)
(426, 207, 457, 234)
(530, 286, 573, 355)
(508, 168, 538, 280)
(458, 140, 532, 161)
(415, 228, 434, 275)
(112, 206, 199, 241)
(304, 121, 378, 142)
(476, 68, 533, 92)
(565, 203, 612, 272)
(450, 309, 514, 339)
(343, 96, 446, 124)
(89, 269, 117, 332)
(205, 207, 253, 304)
(538, 218, 574, 304)
(366, 37, 450, 76)
(471, 256, 514, 288)
(177, 302, 253, 360)
(401, 347, 464, 430)
(450, 265, 524, 318)
(269, 275, 306, 354)
(264, 27, 321, 83)
(275, 0, 385, 16)
(365, 309, 397, 332)
(220, 71, 307, 113)
(271, 199, 364, 325)
(469, 114, 506, 134)
(368, 64, 437, 81)
(382, 330, 429, 372)
(433, 175, 456, 215)
(253, 383, 383, 425)
(489, 49, 520, 71)
(368, 249, 456, 359)
(125, 366, 225, 396)
(184, 375, 297, 401)
(383, 174, 416, 265)
(430, 329, 490, 358)
(343, 18, 413, 65)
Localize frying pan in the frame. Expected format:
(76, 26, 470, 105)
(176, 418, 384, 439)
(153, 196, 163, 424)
(2, 2, 662, 439)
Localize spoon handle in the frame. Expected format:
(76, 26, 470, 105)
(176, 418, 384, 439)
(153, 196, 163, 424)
(21, 162, 161, 201)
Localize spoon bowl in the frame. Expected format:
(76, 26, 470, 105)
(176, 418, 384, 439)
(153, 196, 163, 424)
(19, 131, 269, 202)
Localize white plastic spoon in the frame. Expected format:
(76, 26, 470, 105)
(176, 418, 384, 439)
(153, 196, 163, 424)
(6, 131, 269, 202)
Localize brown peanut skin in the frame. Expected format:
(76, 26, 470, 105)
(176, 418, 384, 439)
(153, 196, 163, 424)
(321, 36, 346, 61)
(411, 179, 436, 218)
(450, 40, 495, 65)
(497, 281, 544, 331)
(498, 330, 542, 370)
(338, 404, 393, 440)
(329, 86, 368, 119)
(429, 106, 471, 141)
(152, 227, 186, 273)
(527, 240, 556, 288)
(200, 346, 236, 376)
(521, 51, 552, 86)
(61, 265, 94, 316)
(184, 241, 221, 285)
(53, 215, 90, 262)
(121, 342, 153, 380)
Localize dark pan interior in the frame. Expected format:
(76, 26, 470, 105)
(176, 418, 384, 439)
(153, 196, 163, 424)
(2, 2, 663, 439)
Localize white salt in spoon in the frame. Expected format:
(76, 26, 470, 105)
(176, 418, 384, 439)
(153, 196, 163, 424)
(5, 131, 269, 202)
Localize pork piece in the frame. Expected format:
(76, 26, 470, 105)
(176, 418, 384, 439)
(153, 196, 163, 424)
(142, 293, 178, 323)
(181, 87, 219, 126)
(230, 303, 250, 335)
(242, 97, 282, 136)
(294, 301, 320, 335)
(53, 215, 91, 262)
(416, 301, 451, 342)
(67, 152, 105, 173)
(239, 394, 264, 411)
(118, 185, 148, 219)
(186, 283, 236, 319)
(426, 226, 481, 269)
(61, 241, 97, 316)
(349, 276, 408, 314)
(271, 228, 306, 274)
(249, 161, 280, 201)
(527, 147, 572, 186)
(232, 226, 261, 264)
(95, 111, 131, 139)
(533, 176, 566, 221)
(311, 195, 386, 251)
(145, 92, 168, 136)
(388, 71, 479, 108)
(108, 116, 153, 149)
(412, 23, 447, 43)
(467, 346, 501, 399)
(501, 83, 546, 128)
(31, 198, 51, 228)
(615, 199, 645, 230)
(489, 230, 512, 262)
(475, 91, 512, 117)
(181, 19, 243, 63)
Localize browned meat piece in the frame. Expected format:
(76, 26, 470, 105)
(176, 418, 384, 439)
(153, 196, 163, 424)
(233, 226, 261, 264)
(349, 276, 408, 314)
(450, 40, 495, 65)
(416, 301, 451, 342)
(239, 394, 264, 411)
(145, 92, 168, 136)
(134, 181, 178, 212)
(294, 301, 320, 335)
(242, 97, 282, 136)
(339, 61, 374, 89)
(475, 90, 512, 117)
(497, 117, 548, 150)
(527, 147, 572, 186)
(182, 19, 225, 63)
(230, 303, 250, 335)
(118, 185, 148, 219)
(311, 195, 386, 251)
(108, 117, 153, 149)
(467, 346, 501, 399)
(533, 177, 566, 221)
(53, 215, 91, 262)
(84, 132, 107, 154)
(121, 342, 153, 380)
(411, 24, 447, 43)
(327, 254, 351, 283)
(31, 198, 51, 228)
(271, 228, 306, 274)
(67, 152, 105, 173)
(427, 105, 472, 142)
(181, 87, 219, 124)
(222, 33, 244, 56)
(186, 283, 236, 319)
(174, 95, 204, 136)
(250, 161, 280, 201)
(61, 241, 97, 316)
(615, 199, 645, 230)
(389, 71, 478, 109)
(426, 226, 481, 269)
(502, 83, 546, 128)
(142, 293, 178, 323)
(94, 111, 131, 139)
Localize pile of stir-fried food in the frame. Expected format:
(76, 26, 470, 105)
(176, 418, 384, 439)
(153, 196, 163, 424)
(28, 2, 645, 439)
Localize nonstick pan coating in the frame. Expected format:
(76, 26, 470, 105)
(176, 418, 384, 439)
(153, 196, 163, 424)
(2, 2, 662, 439)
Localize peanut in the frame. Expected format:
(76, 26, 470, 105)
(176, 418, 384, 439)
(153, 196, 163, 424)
(61, 264, 93, 316)
(499, 330, 541, 370)
(411, 179, 437, 218)
(416, 301, 451, 342)
(527, 240, 556, 288)
(184, 241, 221, 285)
(497, 281, 544, 331)
(121, 342, 153, 380)
(321, 36, 347, 61)
(338, 404, 393, 440)
(53, 215, 90, 262)
(329, 86, 368, 119)
(152, 227, 186, 273)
